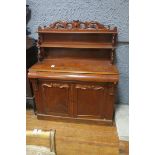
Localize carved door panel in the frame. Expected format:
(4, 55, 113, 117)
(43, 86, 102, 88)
(39, 80, 71, 116)
(74, 84, 106, 119)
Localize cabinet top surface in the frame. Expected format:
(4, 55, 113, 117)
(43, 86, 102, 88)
(29, 58, 118, 75)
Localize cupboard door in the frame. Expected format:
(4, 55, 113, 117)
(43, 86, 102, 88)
(74, 84, 106, 119)
(39, 81, 70, 116)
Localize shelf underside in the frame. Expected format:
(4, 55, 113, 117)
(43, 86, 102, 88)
(40, 42, 115, 49)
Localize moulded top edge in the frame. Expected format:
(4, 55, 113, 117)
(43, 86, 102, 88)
(37, 30, 117, 34)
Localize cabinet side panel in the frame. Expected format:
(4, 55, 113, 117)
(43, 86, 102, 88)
(103, 84, 116, 120)
(30, 79, 43, 113)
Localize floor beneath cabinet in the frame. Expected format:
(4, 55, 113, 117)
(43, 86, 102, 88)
(115, 104, 129, 141)
(26, 110, 128, 155)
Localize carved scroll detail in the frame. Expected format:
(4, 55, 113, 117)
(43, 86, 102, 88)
(112, 34, 116, 45)
(111, 48, 115, 64)
(37, 34, 45, 61)
(75, 84, 104, 90)
(38, 20, 116, 31)
(109, 86, 115, 96)
(42, 83, 69, 89)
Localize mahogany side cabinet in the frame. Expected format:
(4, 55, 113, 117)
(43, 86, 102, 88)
(28, 21, 119, 125)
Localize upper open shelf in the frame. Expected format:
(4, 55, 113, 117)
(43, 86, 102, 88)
(38, 21, 117, 49)
(37, 21, 117, 61)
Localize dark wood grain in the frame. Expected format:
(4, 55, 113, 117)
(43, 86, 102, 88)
(28, 21, 119, 124)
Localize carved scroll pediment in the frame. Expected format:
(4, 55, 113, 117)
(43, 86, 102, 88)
(38, 20, 116, 31)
